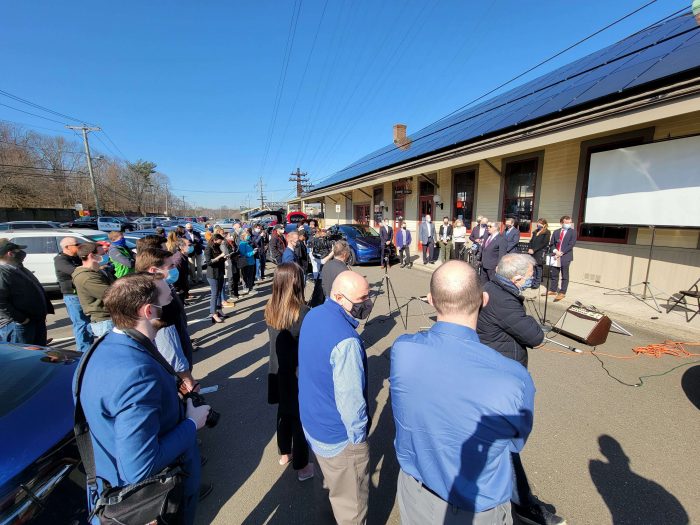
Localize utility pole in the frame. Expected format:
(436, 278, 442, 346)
(165, 187, 169, 215)
(256, 176, 266, 209)
(289, 167, 309, 197)
(67, 125, 102, 216)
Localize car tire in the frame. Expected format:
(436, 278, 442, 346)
(347, 248, 356, 267)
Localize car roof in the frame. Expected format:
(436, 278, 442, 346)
(0, 220, 56, 224)
(3, 228, 106, 237)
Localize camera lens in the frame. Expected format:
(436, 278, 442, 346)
(206, 410, 220, 428)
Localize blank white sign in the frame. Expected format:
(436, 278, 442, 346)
(586, 135, 700, 227)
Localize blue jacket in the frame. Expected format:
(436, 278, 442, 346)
(549, 228, 576, 265)
(238, 240, 256, 266)
(504, 226, 521, 253)
(479, 233, 507, 270)
(396, 228, 412, 249)
(76, 331, 199, 521)
(298, 300, 369, 456)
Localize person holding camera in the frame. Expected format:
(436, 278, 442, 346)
(75, 273, 210, 525)
(205, 233, 228, 323)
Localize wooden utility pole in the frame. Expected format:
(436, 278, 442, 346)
(289, 167, 309, 197)
(67, 125, 102, 216)
(256, 176, 266, 208)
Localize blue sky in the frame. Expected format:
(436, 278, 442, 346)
(0, 0, 690, 208)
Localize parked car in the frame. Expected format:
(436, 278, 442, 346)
(59, 216, 98, 229)
(326, 223, 397, 265)
(0, 343, 82, 525)
(132, 217, 163, 230)
(2, 228, 135, 291)
(0, 221, 63, 231)
(96, 217, 136, 232)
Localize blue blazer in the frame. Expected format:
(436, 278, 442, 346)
(480, 234, 507, 270)
(396, 228, 412, 249)
(549, 228, 576, 265)
(77, 331, 199, 515)
(504, 227, 521, 253)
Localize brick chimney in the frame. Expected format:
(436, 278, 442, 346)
(393, 123, 411, 150)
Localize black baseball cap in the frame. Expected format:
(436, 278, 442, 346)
(0, 239, 27, 256)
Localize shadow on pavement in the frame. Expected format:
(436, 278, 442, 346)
(589, 434, 688, 525)
(681, 365, 700, 410)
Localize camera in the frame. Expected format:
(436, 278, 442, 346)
(183, 391, 220, 428)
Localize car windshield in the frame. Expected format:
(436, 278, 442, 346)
(344, 225, 379, 238)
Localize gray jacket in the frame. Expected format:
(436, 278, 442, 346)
(419, 220, 436, 245)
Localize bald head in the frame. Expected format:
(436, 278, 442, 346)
(429, 260, 483, 317)
(331, 271, 369, 303)
(60, 236, 80, 256)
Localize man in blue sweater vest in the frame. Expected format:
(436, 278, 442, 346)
(299, 270, 373, 525)
(391, 261, 535, 524)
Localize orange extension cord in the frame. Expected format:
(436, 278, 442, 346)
(542, 340, 700, 359)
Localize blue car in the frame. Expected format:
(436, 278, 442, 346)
(326, 224, 397, 265)
(0, 344, 82, 524)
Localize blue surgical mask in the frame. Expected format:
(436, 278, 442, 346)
(519, 276, 533, 291)
(99, 254, 110, 265)
(165, 267, 179, 284)
(563, 223, 572, 230)
(187, 245, 194, 255)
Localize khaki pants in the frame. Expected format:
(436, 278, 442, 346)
(316, 442, 369, 525)
(438, 240, 452, 262)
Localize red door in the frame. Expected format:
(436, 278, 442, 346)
(418, 196, 434, 248)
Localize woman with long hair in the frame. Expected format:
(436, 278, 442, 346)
(165, 230, 179, 253)
(264, 263, 314, 482)
(205, 233, 227, 323)
(528, 218, 551, 289)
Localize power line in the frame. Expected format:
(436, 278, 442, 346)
(0, 163, 87, 173)
(0, 102, 69, 125)
(100, 130, 129, 160)
(0, 118, 77, 136)
(0, 88, 94, 125)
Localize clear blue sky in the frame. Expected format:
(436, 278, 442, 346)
(0, 0, 690, 208)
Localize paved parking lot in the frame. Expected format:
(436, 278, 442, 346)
(47, 264, 700, 524)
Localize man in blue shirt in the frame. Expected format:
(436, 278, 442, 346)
(391, 260, 535, 525)
(77, 274, 211, 525)
(299, 270, 373, 525)
(281, 231, 300, 265)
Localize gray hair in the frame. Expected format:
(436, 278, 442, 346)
(496, 253, 536, 279)
(333, 240, 351, 261)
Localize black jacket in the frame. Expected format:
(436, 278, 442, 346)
(54, 252, 82, 295)
(0, 263, 54, 326)
(205, 244, 226, 279)
(438, 224, 453, 241)
(269, 234, 286, 263)
(528, 230, 551, 265)
(294, 242, 309, 273)
(477, 277, 544, 368)
(479, 233, 506, 270)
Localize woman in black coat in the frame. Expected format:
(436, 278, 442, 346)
(264, 263, 314, 482)
(205, 233, 227, 323)
(527, 218, 551, 289)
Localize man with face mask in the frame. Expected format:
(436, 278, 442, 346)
(54, 237, 94, 352)
(476, 254, 566, 525)
(298, 271, 372, 525)
(547, 215, 577, 302)
(419, 214, 436, 265)
(0, 239, 54, 345)
(469, 216, 489, 245)
(73, 242, 116, 338)
(76, 273, 209, 525)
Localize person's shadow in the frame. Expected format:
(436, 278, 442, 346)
(681, 365, 700, 410)
(589, 435, 689, 524)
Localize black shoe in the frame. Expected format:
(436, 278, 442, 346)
(198, 482, 213, 502)
(513, 498, 566, 525)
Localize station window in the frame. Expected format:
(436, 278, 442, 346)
(452, 169, 475, 227)
(502, 158, 537, 235)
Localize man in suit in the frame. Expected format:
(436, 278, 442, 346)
(437, 217, 453, 263)
(77, 273, 210, 525)
(504, 217, 521, 253)
(469, 216, 489, 245)
(379, 218, 393, 269)
(419, 215, 436, 265)
(547, 215, 576, 302)
(184, 223, 204, 284)
(478, 222, 506, 283)
(396, 220, 412, 268)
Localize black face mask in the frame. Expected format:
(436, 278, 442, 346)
(344, 296, 373, 320)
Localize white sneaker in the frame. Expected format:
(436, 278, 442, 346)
(247, 290, 258, 296)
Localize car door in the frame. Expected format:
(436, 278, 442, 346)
(97, 218, 120, 232)
(9, 235, 60, 288)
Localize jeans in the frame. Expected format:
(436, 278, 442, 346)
(91, 319, 114, 338)
(255, 255, 267, 280)
(188, 252, 203, 283)
(310, 256, 322, 279)
(63, 294, 94, 352)
(0, 318, 47, 345)
(207, 276, 224, 315)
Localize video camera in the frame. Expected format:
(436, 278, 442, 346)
(182, 391, 220, 428)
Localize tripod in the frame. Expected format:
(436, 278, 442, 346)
(368, 256, 407, 329)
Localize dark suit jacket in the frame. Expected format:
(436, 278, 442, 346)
(479, 234, 506, 270)
(528, 230, 551, 265)
(380, 226, 393, 244)
(549, 228, 576, 265)
(504, 227, 521, 253)
(438, 224, 453, 241)
(469, 225, 489, 243)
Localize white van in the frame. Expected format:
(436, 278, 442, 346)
(4, 228, 134, 291)
(97, 217, 123, 232)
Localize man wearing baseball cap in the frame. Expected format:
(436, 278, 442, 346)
(0, 238, 54, 345)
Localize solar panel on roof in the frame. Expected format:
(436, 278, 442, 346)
(312, 13, 700, 192)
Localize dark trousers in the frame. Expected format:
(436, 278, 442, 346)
(277, 409, 309, 470)
(242, 265, 255, 290)
(511, 452, 533, 506)
(454, 242, 464, 260)
(207, 276, 224, 315)
(481, 267, 496, 283)
(399, 246, 411, 266)
(549, 263, 570, 293)
(422, 240, 434, 263)
(533, 264, 543, 288)
(380, 245, 391, 267)
(229, 270, 240, 297)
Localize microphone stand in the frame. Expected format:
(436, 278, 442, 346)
(540, 244, 554, 332)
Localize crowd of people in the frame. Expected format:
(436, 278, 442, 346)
(0, 215, 574, 524)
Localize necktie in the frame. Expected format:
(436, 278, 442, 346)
(485, 235, 493, 248)
(558, 230, 566, 251)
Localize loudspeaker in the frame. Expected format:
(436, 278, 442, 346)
(552, 305, 612, 346)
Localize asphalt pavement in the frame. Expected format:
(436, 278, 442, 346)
(46, 263, 700, 525)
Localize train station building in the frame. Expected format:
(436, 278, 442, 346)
(290, 13, 700, 296)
